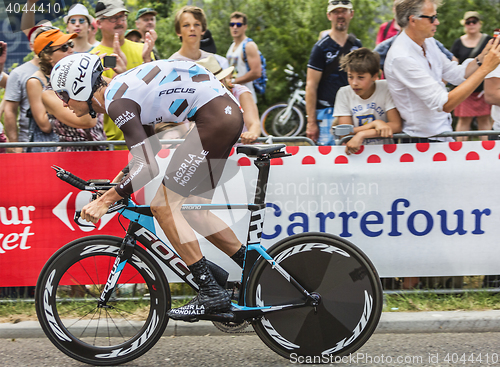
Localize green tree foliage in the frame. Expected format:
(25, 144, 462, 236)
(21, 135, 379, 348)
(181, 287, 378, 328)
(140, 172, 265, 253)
(128, 0, 500, 111)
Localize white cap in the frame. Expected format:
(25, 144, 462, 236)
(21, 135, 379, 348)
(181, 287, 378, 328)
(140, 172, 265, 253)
(63, 3, 95, 24)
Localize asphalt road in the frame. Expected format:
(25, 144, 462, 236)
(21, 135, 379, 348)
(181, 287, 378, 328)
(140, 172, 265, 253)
(2, 332, 500, 367)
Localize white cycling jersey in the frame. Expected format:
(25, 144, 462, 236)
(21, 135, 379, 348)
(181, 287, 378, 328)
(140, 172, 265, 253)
(104, 59, 230, 125)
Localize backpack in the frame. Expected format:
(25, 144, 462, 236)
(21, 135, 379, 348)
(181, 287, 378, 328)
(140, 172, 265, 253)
(242, 37, 267, 94)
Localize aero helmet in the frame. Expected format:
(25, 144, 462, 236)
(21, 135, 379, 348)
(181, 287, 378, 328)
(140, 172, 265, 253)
(50, 54, 104, 117)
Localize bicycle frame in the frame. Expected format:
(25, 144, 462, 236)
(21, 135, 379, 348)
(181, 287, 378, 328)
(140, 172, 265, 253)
(96, 151, 320, 322)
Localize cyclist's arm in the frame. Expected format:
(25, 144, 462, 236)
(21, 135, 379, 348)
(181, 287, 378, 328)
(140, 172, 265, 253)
(42, 90, 96, 128)
(107, 99, 161, 198)
(305, 67, 322, 142)
(234, 42, 261, 84)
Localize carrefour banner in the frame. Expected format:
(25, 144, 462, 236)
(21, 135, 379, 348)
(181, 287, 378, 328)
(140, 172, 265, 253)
(0, 141, 499, 286)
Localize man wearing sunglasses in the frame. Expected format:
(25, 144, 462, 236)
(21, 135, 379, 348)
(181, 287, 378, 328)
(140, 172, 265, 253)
(226, 11, 262, 103)
(306, 0, 361, 145)
(91, 0, 155, 146)
(64, 3, 94, 53)
(385, 0, 500, 143)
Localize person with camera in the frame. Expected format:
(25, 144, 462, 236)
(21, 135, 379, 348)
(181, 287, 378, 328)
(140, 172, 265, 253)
(91, 0, 155, 144)
(385, 0, 500, 143)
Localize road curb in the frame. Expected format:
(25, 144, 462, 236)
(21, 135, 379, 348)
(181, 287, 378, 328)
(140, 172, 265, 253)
(2, 311, 500, 339)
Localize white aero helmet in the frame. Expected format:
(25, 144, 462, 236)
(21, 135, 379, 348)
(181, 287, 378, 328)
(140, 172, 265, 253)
(51, 54, 104, 115)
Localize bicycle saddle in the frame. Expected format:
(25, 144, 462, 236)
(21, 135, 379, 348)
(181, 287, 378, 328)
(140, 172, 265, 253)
(237, 144, 286, 158)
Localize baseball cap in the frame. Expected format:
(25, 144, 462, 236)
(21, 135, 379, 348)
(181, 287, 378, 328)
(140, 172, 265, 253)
(136, 7, 157, 20)
(196, 55, 234, 81)
(460, 11, 481, 25)
(327, 0, 353, 13)
(63, 3, 95, 24)
(95, 0, 129, 19)
(125, 29, 142, 39)
(33, 28, 77, 55)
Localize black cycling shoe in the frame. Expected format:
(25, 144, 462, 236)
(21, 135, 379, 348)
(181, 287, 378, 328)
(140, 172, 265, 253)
(167, 257, 231, 322)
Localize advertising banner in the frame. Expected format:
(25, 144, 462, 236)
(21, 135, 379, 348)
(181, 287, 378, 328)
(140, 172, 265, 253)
(1, 141, 499, 286)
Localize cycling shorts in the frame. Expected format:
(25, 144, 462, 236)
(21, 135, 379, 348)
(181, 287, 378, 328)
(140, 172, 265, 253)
(163, 94, 244, 198)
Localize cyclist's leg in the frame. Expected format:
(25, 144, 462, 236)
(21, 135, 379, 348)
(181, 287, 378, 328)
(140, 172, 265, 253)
(153, 94, 243, 319)
(182, 195, 244, 261)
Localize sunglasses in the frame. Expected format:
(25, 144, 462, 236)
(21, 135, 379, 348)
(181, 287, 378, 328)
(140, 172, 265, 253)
(52, 40, 74, 53)
(329, 0, 351, 4)
(55, 90, 70, 104)
(229, 22, 244, 28)
(69, 18, 87, 25)
(418, 14, 438, 23)
(465, 19, 478, 25)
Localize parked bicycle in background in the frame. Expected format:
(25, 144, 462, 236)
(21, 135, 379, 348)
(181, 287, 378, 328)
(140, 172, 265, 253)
(260, 65, 306, 137)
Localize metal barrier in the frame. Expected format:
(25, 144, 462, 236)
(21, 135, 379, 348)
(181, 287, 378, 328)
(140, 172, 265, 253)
(0, 136, 316, 150)
(338, 130, 500, 145)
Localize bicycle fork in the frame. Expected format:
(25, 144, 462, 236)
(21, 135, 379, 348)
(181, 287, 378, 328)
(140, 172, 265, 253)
(98, 234, 136, 307)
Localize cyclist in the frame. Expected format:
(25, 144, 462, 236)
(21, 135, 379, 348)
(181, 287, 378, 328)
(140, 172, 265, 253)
(50, 53, 247, 320)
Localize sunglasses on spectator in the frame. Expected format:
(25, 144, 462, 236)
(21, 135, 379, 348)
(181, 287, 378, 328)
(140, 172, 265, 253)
(102, 14, 127, 23)
(69, 18, 86, 25)
(418, 14, 438, 23)
(465, 19, 478, 25)
(229, 22, 244, 27)
(55, 90, 70, 104)
(52, 40, 74, 53)
(329, 0, 351, 4)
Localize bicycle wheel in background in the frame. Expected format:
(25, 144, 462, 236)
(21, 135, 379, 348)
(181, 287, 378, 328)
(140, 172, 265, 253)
(260, 103, 305, 137)
(35, 235, 170, 366)
(246, 232, 382, 360)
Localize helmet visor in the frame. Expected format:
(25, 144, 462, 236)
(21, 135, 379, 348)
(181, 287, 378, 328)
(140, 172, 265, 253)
(55, 90, 70, 103)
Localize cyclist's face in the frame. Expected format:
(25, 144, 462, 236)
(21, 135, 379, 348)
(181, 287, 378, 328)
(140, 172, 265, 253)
(177, 12, 204, 43)
(66, 99, 89, 118)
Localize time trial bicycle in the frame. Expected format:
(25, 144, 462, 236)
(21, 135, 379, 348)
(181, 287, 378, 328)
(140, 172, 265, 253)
(35, 144, 382, 366)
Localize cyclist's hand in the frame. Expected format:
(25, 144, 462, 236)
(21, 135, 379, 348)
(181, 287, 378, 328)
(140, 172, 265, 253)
(81, 200, 110, 224)
(345, 135, 364, 155)
(241, 131, 258, 144)
(306, 122, 319, 143)
(373, 120, 392, 138)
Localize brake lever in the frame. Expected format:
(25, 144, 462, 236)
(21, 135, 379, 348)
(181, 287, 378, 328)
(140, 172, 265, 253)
(74, 211, 97, 229)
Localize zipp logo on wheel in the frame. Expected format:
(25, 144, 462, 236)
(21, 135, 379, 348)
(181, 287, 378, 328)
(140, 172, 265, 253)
(52, 191, 117, 232)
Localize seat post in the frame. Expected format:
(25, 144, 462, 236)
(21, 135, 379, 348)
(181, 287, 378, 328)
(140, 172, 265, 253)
(252, 157, 271, 206)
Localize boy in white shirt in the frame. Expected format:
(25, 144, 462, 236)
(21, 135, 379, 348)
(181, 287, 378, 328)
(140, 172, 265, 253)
(334, 47, 402, 154)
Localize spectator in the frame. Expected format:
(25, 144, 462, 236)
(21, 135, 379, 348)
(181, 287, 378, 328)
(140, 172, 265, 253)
(169, 6, 228, 68)
(155, 122, 190, 149)
(26, 27, 71, 152)
(226, 11, 262, 103)
(375, 0, 401, 45)
(3, 28, 42, 153)
(451, 11, 492, 141)
(384, 0, 500, 144)
(197, 55, 261, 144)
(306, 0, 361, 145)
(64, 3, 95, 53)
(135, 7, 161, 59)
(334, 48, 402, 155)
(200, 29, 217, 53)
(31, 28, 107, 152)
(484, 59, 500, 136)
(125, 29, 142, 43)
(92, 0, 155, 144)
(88, 19, 100, 47)
(0, 41, 8, 154)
